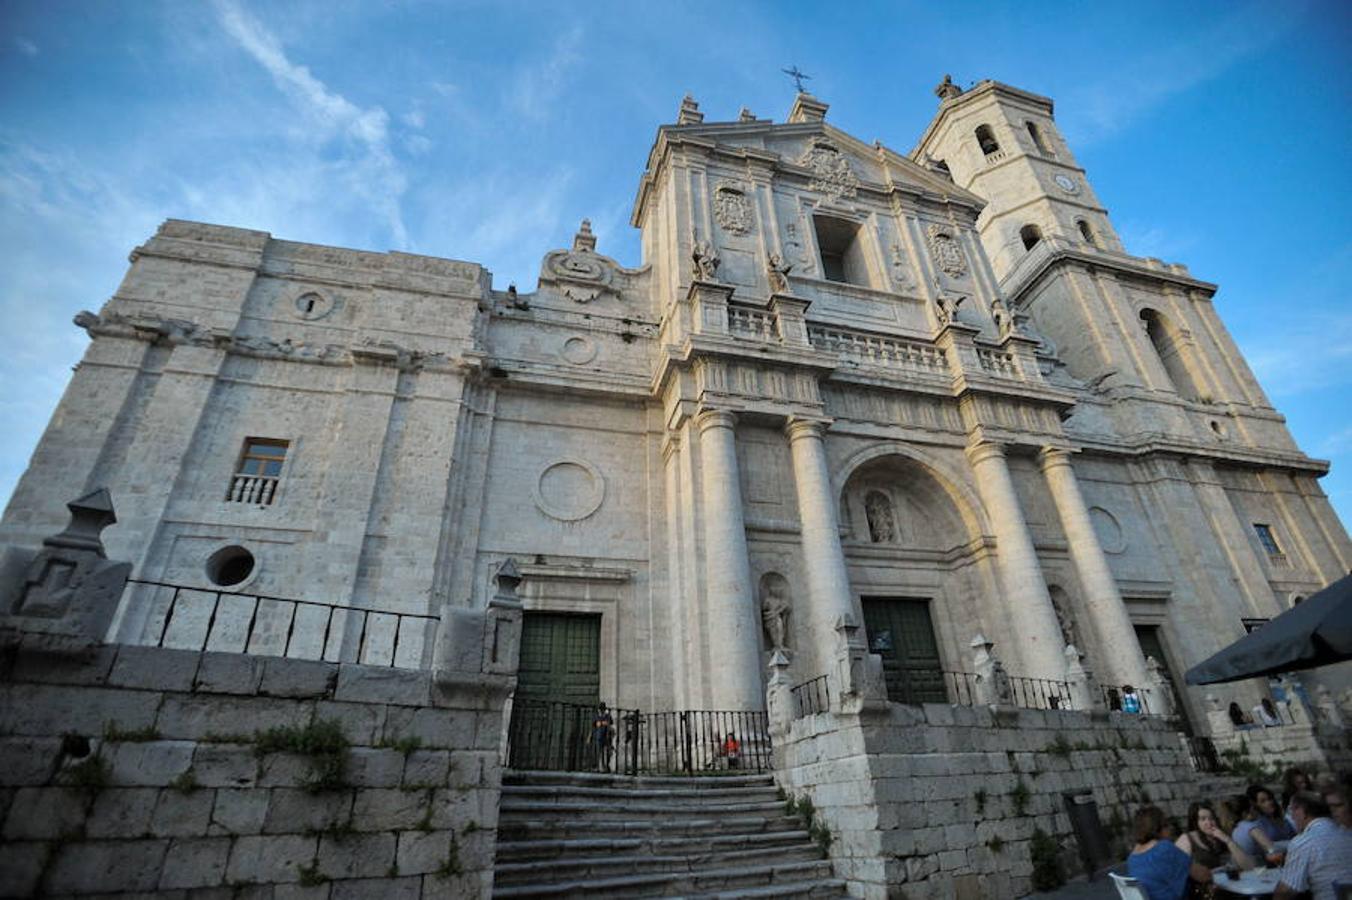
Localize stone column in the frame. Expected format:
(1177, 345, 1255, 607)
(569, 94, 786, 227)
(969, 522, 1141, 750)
(784, 417, 856, 677)
(1038, 447, 1151, 694)
(965, 441, 1067, 683)
(696, 410, 764, 710)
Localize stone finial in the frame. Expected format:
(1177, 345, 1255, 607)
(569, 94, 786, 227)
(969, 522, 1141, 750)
(738, 107, 756, 123)
(46, 488, 118, 557)
(0, 488, 131, 648)
(493, 558, 523, 601)
(572, 219, 597, 253)
(935, 74, 963, 102)
(787, 93, 828, 124)
(677, 94, 704, 125)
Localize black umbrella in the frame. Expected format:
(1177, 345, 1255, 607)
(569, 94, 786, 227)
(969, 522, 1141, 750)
(1184, 573, 1352, 685)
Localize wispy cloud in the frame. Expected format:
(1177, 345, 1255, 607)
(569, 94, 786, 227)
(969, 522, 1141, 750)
(212, 0, 409, 247)
(1116, 221, 1198, 261)
(14, 37, 38, 57)
(1061, 2, 1307, 146)
(1241, 312, 1352, 399)
(508, 26, 584, 121)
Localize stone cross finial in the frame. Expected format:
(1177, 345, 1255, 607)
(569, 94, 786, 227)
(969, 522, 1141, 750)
(738, 107, 756, 123)
(935, 74, 963, 101)
(572, 219, 597, 253)
(677, 94, 704, 125)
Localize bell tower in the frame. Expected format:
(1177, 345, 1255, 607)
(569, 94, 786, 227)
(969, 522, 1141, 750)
(914, 77, 1123, 281)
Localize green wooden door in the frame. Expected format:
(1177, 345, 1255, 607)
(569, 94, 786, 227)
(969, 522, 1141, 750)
(862, 598, 946, 705)
(517, 612, 601, 704)
(509, 613, 603, 772)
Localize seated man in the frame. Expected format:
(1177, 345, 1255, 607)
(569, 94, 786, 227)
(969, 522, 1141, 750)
(1276, 791, 1352, 900)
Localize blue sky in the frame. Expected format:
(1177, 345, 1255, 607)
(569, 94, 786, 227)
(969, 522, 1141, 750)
(1, 1, 1350, 528)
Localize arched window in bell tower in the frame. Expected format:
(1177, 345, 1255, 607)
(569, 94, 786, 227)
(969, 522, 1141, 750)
(1140, 308, 1204, 399)
(1020, 224, 1042, 251)
(1026, 121, 1051, 156)
(975, 124, 1000, 156)
(1076, 219, 1098, 247)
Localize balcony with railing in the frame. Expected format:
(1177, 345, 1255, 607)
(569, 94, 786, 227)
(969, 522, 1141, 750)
(726, 305, 777, 342)
(226, 473, 279, 506)
(975, 346, 1020, 379)
(808, 325, 950, 378)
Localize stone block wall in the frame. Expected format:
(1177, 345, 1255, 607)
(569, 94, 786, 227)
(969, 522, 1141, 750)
(775, 703, 1246, 900)
(0, 641, 505, 898)
(1211, 722, 1352, 776)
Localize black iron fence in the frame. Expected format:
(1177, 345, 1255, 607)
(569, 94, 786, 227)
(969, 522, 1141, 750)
(122, 578, 439, 669)
(791, 675, 830, 717)
(1101, 684, 1158, 716)
(1183, 735, 1222, 773)
(506, 697, 771, 775)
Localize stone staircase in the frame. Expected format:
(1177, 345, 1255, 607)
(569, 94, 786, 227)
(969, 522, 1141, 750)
(493, 770, 847, 898)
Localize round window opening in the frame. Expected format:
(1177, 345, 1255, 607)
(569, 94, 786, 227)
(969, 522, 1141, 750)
(206, 545, 256, 587)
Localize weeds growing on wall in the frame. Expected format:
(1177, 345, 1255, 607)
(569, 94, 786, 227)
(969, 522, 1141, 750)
(255, 718, 349, 792)
(1030, 828, 1064, 891)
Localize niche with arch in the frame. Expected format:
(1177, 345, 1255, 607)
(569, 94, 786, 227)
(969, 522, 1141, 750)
(1020, 224, 1043, 251)
(975, 124, 1001, 156)
(1140, 308, 1205, 399)
(843, 456, 974, 555)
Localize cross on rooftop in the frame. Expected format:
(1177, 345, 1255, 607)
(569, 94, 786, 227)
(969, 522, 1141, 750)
(782, 65, 812, 93)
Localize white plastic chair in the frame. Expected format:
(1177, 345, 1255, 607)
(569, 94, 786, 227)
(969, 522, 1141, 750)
(1109, 872, 1149, 900)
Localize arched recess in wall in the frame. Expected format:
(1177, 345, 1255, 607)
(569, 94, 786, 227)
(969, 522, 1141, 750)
(1139, 307, 1205, 399)
(1020, 224, 1043, 251)
(836, 443, 991, 547)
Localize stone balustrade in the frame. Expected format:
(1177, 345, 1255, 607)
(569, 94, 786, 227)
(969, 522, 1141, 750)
(808, 325, 949, 376)
(975, 346, 1020, 379)
(726, 305, 777, 342)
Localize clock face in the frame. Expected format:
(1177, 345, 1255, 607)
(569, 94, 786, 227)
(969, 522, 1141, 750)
(1054, 174, 1079, 194)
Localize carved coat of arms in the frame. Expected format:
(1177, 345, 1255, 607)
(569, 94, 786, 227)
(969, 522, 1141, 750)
(800, 142, 858, 201)
(714, 186, 752, 234)
(926, 224, 968, 279)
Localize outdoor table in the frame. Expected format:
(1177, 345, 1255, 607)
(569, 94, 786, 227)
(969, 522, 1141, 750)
(1212, 866, 1281, 897)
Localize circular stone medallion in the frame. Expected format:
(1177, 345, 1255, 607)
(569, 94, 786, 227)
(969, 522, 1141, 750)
(1088, 506, 1126, 554)
(560, 336, 597, 365)
(534, 459, 605, 521)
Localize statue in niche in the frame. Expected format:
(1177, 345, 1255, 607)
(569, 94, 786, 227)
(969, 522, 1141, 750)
(1048, 587, 1080, 651)
(864, 490, 896, 543)
(691, 235, 721, 282)
(934, 288, 965, 326)
(991, 297, 1013, 340)
(767, 253, 793, 293)
(760, 573, 792, 651)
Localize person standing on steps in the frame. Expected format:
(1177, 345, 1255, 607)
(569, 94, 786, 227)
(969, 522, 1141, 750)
(592, 702, 614, 773)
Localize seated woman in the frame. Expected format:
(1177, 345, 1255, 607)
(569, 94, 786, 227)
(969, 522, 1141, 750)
(1231, 794, 1276, 860)
(1128, 805, 1213, 900)
(1175, 801, 1255, 897)
(1250, 784, 1297, 849)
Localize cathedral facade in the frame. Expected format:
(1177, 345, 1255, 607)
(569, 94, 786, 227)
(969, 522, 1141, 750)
(3, 78, 1347, 734)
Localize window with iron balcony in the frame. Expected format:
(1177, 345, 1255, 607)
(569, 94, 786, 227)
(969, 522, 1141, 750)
(227, 438, 287, 506)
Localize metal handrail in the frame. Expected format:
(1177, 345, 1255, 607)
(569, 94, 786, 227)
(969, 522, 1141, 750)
(123, 578, 438, 669)
(505, 697, 771, 775)
(790, 674, 830, 717)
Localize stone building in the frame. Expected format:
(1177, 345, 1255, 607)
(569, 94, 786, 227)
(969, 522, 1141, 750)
(3, 77, 1348, 734)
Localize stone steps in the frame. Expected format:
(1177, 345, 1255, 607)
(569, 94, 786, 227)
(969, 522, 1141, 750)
(496, 829, 814, 861)
(495, 770, 845, 898)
